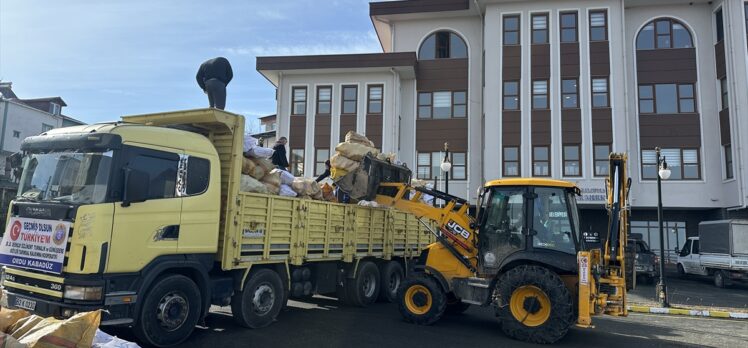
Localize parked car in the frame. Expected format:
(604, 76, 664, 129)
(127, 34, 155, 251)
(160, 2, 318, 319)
(676, 220, 748, 288)
(630, 238, 657, 284)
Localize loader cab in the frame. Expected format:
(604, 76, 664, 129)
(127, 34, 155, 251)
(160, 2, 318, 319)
(477, 179, 581, 273)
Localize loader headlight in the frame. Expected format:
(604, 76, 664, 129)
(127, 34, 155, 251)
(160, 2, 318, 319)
(64, 285, 103, 301)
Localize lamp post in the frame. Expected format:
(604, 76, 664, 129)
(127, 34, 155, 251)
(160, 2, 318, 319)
(655, 147, 671, 307)
(440, 142, 452, 195)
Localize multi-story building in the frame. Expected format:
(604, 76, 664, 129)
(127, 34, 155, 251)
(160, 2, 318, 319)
(256, 0, 748, 253)
(250, 114, 278, 146)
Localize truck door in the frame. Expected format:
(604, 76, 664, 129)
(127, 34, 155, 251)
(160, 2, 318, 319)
(108, 145, 182, 273)
(690, 239, 707, 275)
(678, 239, 692, 273)
(478, 186, 526, 271)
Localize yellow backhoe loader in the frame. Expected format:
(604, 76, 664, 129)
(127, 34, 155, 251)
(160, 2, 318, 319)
(339, 153, 632, 344)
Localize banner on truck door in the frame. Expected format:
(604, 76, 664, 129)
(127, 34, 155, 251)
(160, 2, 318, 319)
(0, 217, 71, 274)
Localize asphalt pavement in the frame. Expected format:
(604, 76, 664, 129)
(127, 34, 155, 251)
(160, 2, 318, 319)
(629, 272, 748, 311)
(105, 295, 748, 348)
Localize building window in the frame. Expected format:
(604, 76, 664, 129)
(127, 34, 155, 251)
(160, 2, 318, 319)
(533, 146, 550, 177)
(532, 80, 548, 109)
(638, 84, 695, 114)
(591, 78, 609, 108)
(561, 79, 578, 109)
(12, 131, 20, 138)
(503, 15, 520, 45)
(315, 148, 329, 176)
(503, 147, 520, 177)
(589, 11, 608, 41)
(367, 85, 383, 114)
(725, 144, 733, 179)
(416, 152, 466, 180)
(641, 148, 700, 180)
(290, 149, 304, 176)
(291, 87, 307, 116)
(560, 12, 578, 43)
(532, 14, 549, 44)
(49, 102, 61, 116)
(341, 85, 357, 115)
(41, 123, 54, 132)
(316, 86, 332, 115)
(419, 31, 467, 59)
(594, 144, 610, 176)
(636, 18, 693, 50)
(631, 220, 686, 256)
(715, 8, 724, 42)
(503, 81, 520, 110)
(563, 145, 581, 177)
(720, 78, 728, 110)
(417, 91, 466, 119)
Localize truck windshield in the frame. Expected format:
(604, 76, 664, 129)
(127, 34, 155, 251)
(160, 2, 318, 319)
(18, 151, 113, 204)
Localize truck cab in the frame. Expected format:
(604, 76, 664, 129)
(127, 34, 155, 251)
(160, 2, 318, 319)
(677, 237, 707, 277)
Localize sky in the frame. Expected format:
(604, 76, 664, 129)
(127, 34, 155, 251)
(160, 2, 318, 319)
(0, 0, 383, 131)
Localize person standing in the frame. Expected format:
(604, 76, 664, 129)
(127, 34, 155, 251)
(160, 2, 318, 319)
(271, 137, 289, 171)
(196, 57, 233, 110)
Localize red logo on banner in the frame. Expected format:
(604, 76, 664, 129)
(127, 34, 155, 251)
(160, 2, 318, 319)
(9, 221, 22, 241)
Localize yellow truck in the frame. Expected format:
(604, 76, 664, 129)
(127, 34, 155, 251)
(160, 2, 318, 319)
(0, 109, 432, 347)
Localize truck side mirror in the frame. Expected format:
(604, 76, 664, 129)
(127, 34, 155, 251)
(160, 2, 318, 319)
(674, 247, 680, 254)
(122, 167, 150, 207)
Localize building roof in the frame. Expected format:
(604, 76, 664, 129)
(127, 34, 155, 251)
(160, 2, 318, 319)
(0, 82, 18, 99)
(369, 0, 470, 16)
(18, 97, 67, 107)
(256, 52, 417, 86)
(258, 114, 276, 121)
(61, 114, 85, 125)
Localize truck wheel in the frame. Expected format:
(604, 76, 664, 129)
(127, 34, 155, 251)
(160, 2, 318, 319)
(378, 261, 404, 303)
(133, 274, 202, 347)
(494, 265, 575, 344)
(445, 293, 470, 315)
(346, 261, 380, 307)
(397, 275, 446, 325)
(232, 268, 284, 328)
(714, 270, 729, 288)
(677, 264, 686, 278)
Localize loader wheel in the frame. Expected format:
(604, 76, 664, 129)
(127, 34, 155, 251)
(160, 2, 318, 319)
(378, 261, 404, 303)
(398, 275, 446, 325)
(232, 269, 284, 329)
(495, 265, 574, 344)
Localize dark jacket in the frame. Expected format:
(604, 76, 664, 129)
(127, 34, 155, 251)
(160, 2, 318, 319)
(196, 57, 233, 90)
(271, 143, 289, 168)
(315, 169, 330, 182)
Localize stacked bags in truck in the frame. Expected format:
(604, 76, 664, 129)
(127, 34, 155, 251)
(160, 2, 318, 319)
(240, 136, 297, 197)
(330, 131, 380, 180)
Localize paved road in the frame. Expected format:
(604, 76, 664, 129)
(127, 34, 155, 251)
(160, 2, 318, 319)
(106, 296, 748, 347)
(630, 273, 748, 310)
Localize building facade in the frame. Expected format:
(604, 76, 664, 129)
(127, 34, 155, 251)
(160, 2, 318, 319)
(256, 0, 748, 254)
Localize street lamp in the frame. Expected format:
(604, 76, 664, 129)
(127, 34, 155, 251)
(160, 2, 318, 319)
(655, 147, 671, 307)
(440, 142, 452, 195)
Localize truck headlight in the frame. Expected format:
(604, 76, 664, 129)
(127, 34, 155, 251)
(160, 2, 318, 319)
(64, 286, 103, 300)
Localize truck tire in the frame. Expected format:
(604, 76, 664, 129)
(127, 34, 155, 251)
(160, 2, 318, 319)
(494, 265, 575, 344)
(397, 275, 446, 325)
(714, 270, 730, 288)
(232, 269, 285, 329)
(133, 274, 202, 347)
(346, 261, 380, 307)
(677, 264, 686, 278)
(378, 261, 404, 303)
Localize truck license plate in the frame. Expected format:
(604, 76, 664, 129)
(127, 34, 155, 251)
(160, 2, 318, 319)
(14, 296, 37, 311)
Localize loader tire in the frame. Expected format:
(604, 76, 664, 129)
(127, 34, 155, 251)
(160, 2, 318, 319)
(398, 275, 446, 325)
(495, 265, 575, 344)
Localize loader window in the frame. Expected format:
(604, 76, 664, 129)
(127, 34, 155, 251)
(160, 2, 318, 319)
(532, 187, 576, 254)
(483, 188, 525, 248)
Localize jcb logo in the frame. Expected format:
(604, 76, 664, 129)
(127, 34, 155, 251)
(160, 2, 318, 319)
(446, 220, 470, 239)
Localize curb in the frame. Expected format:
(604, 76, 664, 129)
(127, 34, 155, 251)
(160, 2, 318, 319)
(627, 305, 748, 319)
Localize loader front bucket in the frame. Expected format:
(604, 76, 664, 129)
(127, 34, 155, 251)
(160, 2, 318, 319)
(335, 154, 411, 201)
